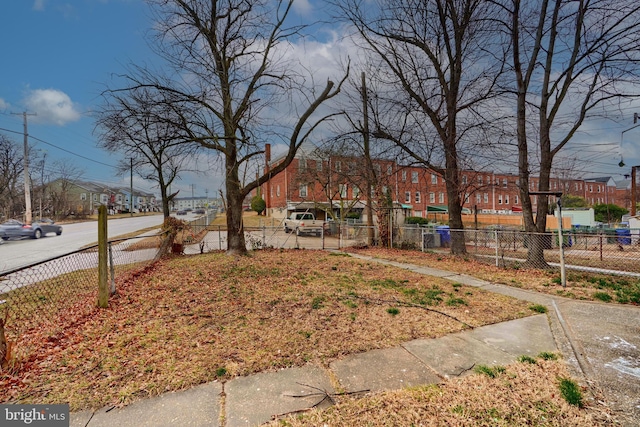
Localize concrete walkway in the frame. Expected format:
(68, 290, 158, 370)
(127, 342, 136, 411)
(70, 255, 640, 427)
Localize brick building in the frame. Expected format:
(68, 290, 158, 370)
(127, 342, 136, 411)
(260, 143, 625, 222)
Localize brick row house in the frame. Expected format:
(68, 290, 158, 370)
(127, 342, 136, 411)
(260, 143, 628, 223)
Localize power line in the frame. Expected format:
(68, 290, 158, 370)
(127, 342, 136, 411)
(0, 126, 118, 169)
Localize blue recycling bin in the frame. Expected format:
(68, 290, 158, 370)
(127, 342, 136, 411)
(435, 225, 451, 247)
(616, 228, 631, 245)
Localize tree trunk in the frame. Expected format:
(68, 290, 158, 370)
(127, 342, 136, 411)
(225, 151, 247, 255)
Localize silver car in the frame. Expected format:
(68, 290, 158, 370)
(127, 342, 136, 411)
(0, 218, 63, 240)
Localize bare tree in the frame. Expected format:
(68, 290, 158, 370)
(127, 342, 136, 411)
(47, 160, 85, 219)
(0, 134, 24, 220)
(95, 86, 200, 218)
(117, 0, 347, 254)
(499, 0, 640, 265)
(336, 0, 506, 254)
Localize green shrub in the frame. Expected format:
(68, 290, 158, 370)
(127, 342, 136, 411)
(387, 307, 400, 316)
(250, 195, 266, 215)
(406, 216, 430, 225)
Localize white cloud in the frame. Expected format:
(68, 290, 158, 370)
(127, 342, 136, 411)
(0, 98, 8, 111)
(24, 89, 82, 125)
(32, 0, 46, 11)
(292, 0, 313, 16)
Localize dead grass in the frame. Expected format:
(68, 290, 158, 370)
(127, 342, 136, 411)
(1, 250, 534, 411)
(268, 358, 605, 426)
(345, 247, 640, 305)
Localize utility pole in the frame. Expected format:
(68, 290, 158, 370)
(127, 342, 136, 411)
(12, 112, 36, 224)
(130, 158, 134, 217)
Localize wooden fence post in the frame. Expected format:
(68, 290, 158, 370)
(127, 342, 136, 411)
(98, 205, 109, 308)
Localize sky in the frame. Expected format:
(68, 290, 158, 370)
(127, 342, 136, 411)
(1, 0, 640, 202)
(0, 0, 339, 199)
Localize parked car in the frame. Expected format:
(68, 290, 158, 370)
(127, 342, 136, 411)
(194, 209, 205, 215)
(176, 210, 187, 216)
(0, 218, 63, 240)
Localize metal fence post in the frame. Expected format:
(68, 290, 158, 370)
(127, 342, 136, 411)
(98, 205, 109, 308)
(218, 225, 222, 250)
(108, 242, 116, 295)
(495, 229, 499, 267)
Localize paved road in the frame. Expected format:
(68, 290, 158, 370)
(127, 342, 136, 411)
(0, 215, 165, 274)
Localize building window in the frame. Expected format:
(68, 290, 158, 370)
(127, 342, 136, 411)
(478, 176, 483, 185)
(484, 193, 489, 203)
(276, 185, 280, 197)
(117, 195, 122, 202)
(597, 185, 601, 193)
(515, 195, 519, 204)
(299, 157, 307, 170)
(505, 195, 509, 205)
(503, 179, 508, 188)
(414, 210, 422, 218)
(387, 165, 393, 176)
(589, 185, 593, 192)
(353, 186, 360, 198)
(438, 192, 444, 203)
(339, 184, 347, 198)
(431, 174, 437, 184)
(498, 195, 503, 204)
(300, 184, 308, 198)
(81, 193, 87, 201)
(429, 192, 435, 203)
(415, 192, 421, 203)
(374, 164, 382, 176)
(412, 171, 419, 183)
(462, 175, 467, 185)
(402, 170, 407, 182)
(316, 160, 322, 171)
(476, 193, 482, 203)
(335, 161, 341, 172)
(464, 193, 469, 203)
(93, 194, 98, 201)
(405, 192, 411, 203)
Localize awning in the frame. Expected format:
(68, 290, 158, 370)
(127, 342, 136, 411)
(512, 206, 523, 212)
(401, 204, 413, 209)
(427, 205, 448, 212)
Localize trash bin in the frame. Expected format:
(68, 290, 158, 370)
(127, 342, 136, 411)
(435, 225, 450, 247)
(616, 228, 631, 245)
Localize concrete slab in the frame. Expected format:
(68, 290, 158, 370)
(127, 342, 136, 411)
(224, 365, 334, 427)
(403, 334, 516, 379)
(467, 314, 556, 357)
(78, 382, 222, 427)
(329, 347, 440, 392)
(70, 410, 93, 427)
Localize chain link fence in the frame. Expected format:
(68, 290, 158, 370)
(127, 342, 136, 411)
(5, 216, 637, 343)
(0, 233, 169, 341)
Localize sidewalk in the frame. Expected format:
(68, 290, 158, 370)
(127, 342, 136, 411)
(70, 256, 640, 427)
